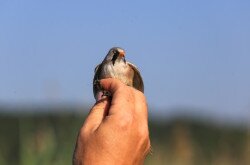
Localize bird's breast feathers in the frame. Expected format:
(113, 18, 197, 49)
(100, 62, 133, 86)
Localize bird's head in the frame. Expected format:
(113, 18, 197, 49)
(104, 47, 126, 65)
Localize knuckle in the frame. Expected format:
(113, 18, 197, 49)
(116, 114, 133, 129)
(135, 91, 147, 107)
(135, 90, 146, 99)
(79, 127, 89, 141)
(137, 126, 149, 140)
(137, 127, 151, 154)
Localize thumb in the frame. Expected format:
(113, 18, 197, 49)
(83, 98, 110, 132)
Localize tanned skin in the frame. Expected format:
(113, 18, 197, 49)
(73, 78, 150, 165)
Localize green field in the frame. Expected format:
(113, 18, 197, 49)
(0, 107, 249, 165)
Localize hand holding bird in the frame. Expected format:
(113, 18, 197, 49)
(93, 47, 144, 101)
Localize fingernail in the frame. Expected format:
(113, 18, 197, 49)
(95, 91, 102, 102)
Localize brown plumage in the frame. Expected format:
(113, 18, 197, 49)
(93, 47, 144, 100)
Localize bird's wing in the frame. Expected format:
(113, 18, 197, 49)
(94, 63, 101, 73)
(93, 63, 103, 98)
(127, 62, 144, 93)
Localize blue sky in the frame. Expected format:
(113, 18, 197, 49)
(0, 1, 250, 122)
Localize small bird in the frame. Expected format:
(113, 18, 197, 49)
(93, 47, 144, 101)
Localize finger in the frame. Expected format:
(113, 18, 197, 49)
(99, 78, 125, 96)
(100, 78, 134, 116)
(100, 78, 132, 104)
(83, 98, 110, 132)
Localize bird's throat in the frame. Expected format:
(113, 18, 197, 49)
(112, 57, 126, 66)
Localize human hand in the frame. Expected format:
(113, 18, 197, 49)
(73, 78, 150, 165)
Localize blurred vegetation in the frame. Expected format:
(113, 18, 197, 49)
(0, 106, 249, 165)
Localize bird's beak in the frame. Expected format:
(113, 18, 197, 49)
(118, 50, 125, 57)
(118, 50, 126, 63)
